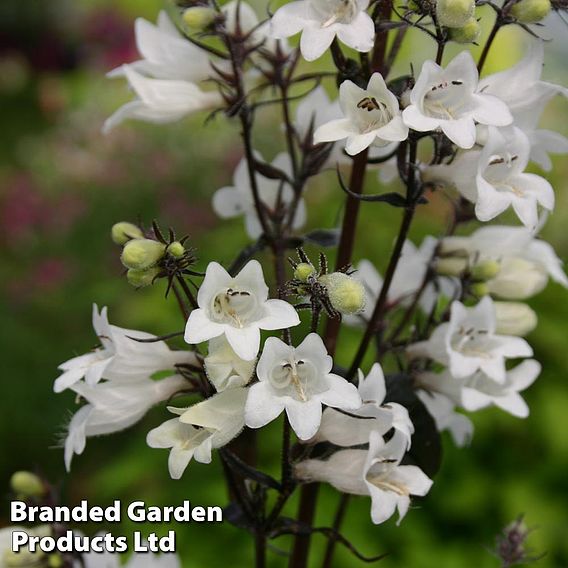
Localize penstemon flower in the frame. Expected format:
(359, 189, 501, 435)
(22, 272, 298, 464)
(204, 336, 256, 391)
(212, 152, 305, 238)
(245, 334, 361, 440)
(407, 296, 533, 383)
(402, 51, 512, 149)
(296, 431, 433, 524)
(270, 0, 375, 61)
(314, 363, 414, 448)
(314, 73, 409, 155)
(184, 260, 300, 361)
(54, 304, 197, 393)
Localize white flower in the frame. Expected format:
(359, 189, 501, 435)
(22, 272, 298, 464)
(416, 390, 473, 447)
(439, 225, 567, 298)
(402, 51, 512, 149)
(147, 388, 247, 479)
(429, 126, 555, 229)
(108, 11, 212, 82)
(103, 66, 221, 133)
(184, 260, 300, 361)
(314, 73, 408, 156)
(407, 296, 533, 383)
(54, 305, 197, 393)
(212, 152, 306, 238)
(478, 41, 568, 170)
(204, 336, 256, 391)
(345, 237, 456, 326)
(418, 359, 541, 419)
(64, 374, 186, 471)
(245, 334, 361, 440)
(296, 431, 433, 525)
(315, 363, 414, 448)
(270, 0, 374, 61)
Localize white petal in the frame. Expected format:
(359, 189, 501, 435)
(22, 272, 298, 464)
(225, 325, 261, 361)
(440, 117, 476, 149)
(345, 132, 376, 155)
(245, 382, 286, 428)
(270, 1, 308, 38)
(168, 447, 194, 479)
(335, 13, 375, 53)
(184, 309, 225, 345)
(300, 25, 335, 61)
(285, 398, 323, 440)
(402, 106, 440, 132)
(314, 119, 357, 144)
(376, 115, 409, 142)
(471, 94, 512, 126)
(257, 299, 301, 330)
(320, 374, 362, 410)
(212, 187, 247, 219)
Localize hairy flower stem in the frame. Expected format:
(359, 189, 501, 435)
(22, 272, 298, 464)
(477, 18, 501, 73)
(321, 494, 351, 568)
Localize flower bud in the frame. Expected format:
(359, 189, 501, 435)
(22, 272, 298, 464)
(127, 267, 162, 289)
(510, 0, 551, 22)
(471, 259, 501, 281)
(494, 302, 537, 336)
(449, 17, 481, 43)
(182, 6, 217, 29)
(167, 241, 185, 259)
(436, 0, 475, 28)
(435, 257, 468, 276)
(48, 555, 64, 568)
(121, 239, 166, 270)
(437, 236, 471, 257)
(471, 282, 489, 297)
(319, 272, 366, 315)
(294, 262, 316, 282)
(487, 258, 547, 300)
(10, 471, 45, 498)
(111, 222, 143, 245)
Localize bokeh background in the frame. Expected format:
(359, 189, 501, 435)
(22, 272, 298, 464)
(1, 0, 567, 566)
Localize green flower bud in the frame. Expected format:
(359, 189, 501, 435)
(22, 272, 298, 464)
(121, 239, 166, 270)
(10, 471, 45, 498)
(294, 262, 316, 282)
(436, 0, 475, 27)
(510, 0, 551, 22)
(471, 282, 489, 297)
(127, 267, 162, 289)
(182, 6, 217, 29)
(319, 272, 366, 315)
(494, 302, 537, 336)
(471, 259, 501, 281)
(167, 241, 185, 259)
(48, 555, 64, 568)
(449, 17, 481, 43)
(435, 257, 468, 276)
(111, 222, 143, 245)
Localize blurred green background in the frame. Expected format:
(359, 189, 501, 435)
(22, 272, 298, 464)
(1, 0, 567, 566)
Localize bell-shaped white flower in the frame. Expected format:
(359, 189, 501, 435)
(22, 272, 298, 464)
(103, 66, 221, 133)
(147, 388, 247, 479)
(64, 374, 187, 471)
(270, 0, 374, 61)
(185, 260, 300, 361)
(108, 11, 212, 82)
(402, 51, 512, 149)
(212, 152, 305, 238)
(314, 73, 408, 156)
(478, 41, 568, 170)
(204, 336, 256, 391)
(407, 296, 533, 383)
(296, 431, 433, 525)
(439, 225, 568, 299)
(245, 334, 361, 440)
(54, 305, 198, 393)
(418, 359, 541, 419)
(417, 390, 473, 447)
(315, 363, 414, 448)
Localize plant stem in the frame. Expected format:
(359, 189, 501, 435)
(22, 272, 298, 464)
(477, 17, 501, 73)
(288, 483, 320, 568)
(255, 532, 267, 568)
(321, 494, 350, 568)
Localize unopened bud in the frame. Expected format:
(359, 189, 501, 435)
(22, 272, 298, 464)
(10, 471, 45, 498)
(319, 272, 366, 315)
(167, 241, 185, 259)
(111, 222, 143, 245)
(294, 262, 316, 282)
(121, 239, 166, 270)
(487, 258, 547, 300)
(510, 0, 551, 22)
(438, 236, 471, 257)
(182, 6, 217, 29)
(495, 302, 537, 336)
(471, 259, 501, 281)
(436, 0, 475, 28)
(435, 256, 468, 276)
(449, 17, 481, 43)
(48, 555, 64, 568)
(471, 282, 489, 297)
(127, 267, 161, 289)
